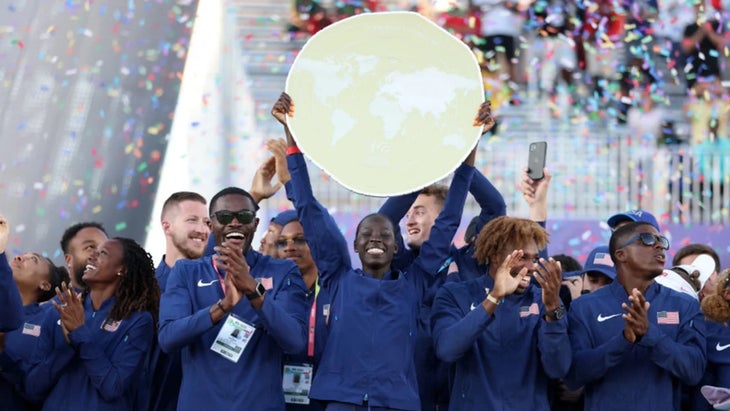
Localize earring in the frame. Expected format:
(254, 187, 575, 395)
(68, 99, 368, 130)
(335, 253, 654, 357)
(117, 272, 122, 277)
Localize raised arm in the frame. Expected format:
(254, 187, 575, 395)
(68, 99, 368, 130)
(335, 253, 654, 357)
(468, 169, 506, 234)
(271, 93, 351, 286)
(521, 168, 551, 259)
(0, 215, 23, 332)
(377, 192, 419, 272)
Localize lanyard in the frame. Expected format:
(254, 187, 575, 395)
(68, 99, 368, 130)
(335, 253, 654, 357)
(212, 258, 226, 296)
(307, 279, 320, 358)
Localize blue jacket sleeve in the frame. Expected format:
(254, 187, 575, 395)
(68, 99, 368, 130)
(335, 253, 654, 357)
(377, 191, 419, 272)
(68, 312, 154, 401)
(637, 304, 707, 385)
(24, 310, 76, 399)
(285, 153, 351, 286)
(431, 285, 495, 363)
(413, 163, 474, 277)
(0, 253, 23, 332)
(537, 315, 571, 379)
(469, 169, 506, 234)
(565, 308, 634, 388)
(255, 265, 309, 354)
(158, 265, 216, 353)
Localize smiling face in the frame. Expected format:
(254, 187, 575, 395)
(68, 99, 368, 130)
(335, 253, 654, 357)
(355, 214, 397, 273)
(276, 221, 315, 274)
(82, 239, 125, 287)
(209, 194, 259, 253)
(405, 193, 443, 250)
(11, 253, 53, 296)
(164, 199, 210, 260)
(506, 240, 539, 294)
(65, 226, 108, 289)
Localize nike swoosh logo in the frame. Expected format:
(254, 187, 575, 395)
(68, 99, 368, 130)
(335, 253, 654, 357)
(470, 303, 477, 311)
(717, 343, 730, 351)
(597, 313, 622, 322)
(197, 279, 219, 287)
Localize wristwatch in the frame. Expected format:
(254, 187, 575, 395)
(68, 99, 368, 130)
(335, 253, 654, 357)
(545, 305, 566, 320)
(246, 279, 266, 301)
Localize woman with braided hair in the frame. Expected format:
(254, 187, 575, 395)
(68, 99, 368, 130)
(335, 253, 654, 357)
(25, 237, 160, 410)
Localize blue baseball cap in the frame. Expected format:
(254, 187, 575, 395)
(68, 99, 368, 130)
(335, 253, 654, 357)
(607, 209, 659, 231)
(272, 210, 298, 227)
(579, 245, 616, 281)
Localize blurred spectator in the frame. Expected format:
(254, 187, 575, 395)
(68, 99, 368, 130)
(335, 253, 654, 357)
(681, 0, 726, 90)
(289, 0, 332, 38)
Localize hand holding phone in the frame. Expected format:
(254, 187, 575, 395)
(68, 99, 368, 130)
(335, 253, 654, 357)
(527, 141, 547, 180)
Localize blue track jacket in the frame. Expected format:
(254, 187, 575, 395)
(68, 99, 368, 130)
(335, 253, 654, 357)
(566, 280, 706, 411)
(146, 258, 180, 411)
(0, 302, 50, 410)
(26, 296, 155, 410)
(287, 152, 474, 410)
(431, 274, 570, 410)
(0, 253, 23, 332)
(158, 250, 308, 411)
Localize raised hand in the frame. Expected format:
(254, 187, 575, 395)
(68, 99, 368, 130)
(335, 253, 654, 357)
(532, 258, 562, 313)
(521, 167, 552, 222)
(249, 156, 282, 203)
(490, 250, 532, 300)
(271, 92, 294, 126)
(473, 100, 496, 134)
(622, 288, 651, 343)
(53, 282, 85, 343)
(265, 138, 291, 185)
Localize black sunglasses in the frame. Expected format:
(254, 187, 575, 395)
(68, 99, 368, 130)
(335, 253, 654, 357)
(275, 237, 308, 249)
(618, 232, 670, 250)
(211, 209, 256, 225)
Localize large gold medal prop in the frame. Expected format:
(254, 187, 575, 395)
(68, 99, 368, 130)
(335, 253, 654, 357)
(286, 12, 484, 197)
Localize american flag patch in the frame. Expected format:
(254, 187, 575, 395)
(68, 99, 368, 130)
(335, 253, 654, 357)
(520, 303, 540, 318)
(657, 311, 680, 325)
(102, 320, 122, 332)
(22, 322, 41, 337)
(260, 277, 273, 290)
(593, 253, 614, 267)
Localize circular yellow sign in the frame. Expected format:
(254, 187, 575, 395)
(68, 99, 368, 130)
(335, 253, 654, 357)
(286, 12, 484, 197)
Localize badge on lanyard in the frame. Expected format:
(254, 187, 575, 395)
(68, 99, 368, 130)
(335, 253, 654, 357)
(283, 363, 314, 404)
(210, 314, 256, 363)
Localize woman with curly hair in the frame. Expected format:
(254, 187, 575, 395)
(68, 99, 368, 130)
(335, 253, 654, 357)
(698, 268, 730, 396)
(25, 237, 160, 410)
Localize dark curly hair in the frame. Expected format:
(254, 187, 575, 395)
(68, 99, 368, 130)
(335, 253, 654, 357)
(702, 268, 730, 323)
(104, 237, 160, 327)
(473, 216, 549, 265)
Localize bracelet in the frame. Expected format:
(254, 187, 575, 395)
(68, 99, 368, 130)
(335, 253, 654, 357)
(486, 294, 503, 305)
(216, 299, 229, 314)
(286, 145, 302, 155)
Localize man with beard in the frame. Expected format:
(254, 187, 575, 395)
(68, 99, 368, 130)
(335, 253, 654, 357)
(430, 216, 568, 410)
(159, 187, 308, 410)
(59, 222, 108, 292)
(566, 221, 706, 410)
(147, 191, 211, 411)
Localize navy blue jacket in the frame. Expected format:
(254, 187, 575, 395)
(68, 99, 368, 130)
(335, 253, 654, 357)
(26, 296, 155, 410)
(0, 253, 23, 332)
(431, 274, 571, 410)
(0, 302, 50, 410)
(378, 170, 505, 409)
(287, 153, 473, 410)
(158, 251, 308, 410)
(566, 281, 706, 411)
(146, 258, 180, 411)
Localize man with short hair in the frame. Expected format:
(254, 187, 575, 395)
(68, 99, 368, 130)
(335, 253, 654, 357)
(606, 209, 660, 231)
(580, 245, 616, 294)
(567, 221, 706, 410)
(673, 243, 722, 300)
(59, 222, 108, 291)
(159, 187, 308, 410)
(149, 191, 210, 411)
(431, 215, 568, 410)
